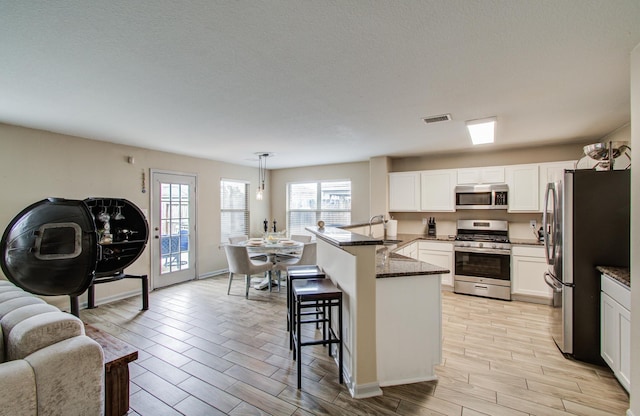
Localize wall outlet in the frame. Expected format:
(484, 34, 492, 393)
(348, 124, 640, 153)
(422, 218, 427, 225)
(530, 220, 537, 228)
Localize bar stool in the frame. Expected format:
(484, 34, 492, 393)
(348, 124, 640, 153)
(286, 265, 325, 336)
(291, 278, 343, 389)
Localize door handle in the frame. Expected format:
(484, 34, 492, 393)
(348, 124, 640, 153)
(544, 272, 562, 292)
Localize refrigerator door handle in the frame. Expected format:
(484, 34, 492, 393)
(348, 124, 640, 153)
(544, 272, 563, 292)
(542, 183, 556, 265)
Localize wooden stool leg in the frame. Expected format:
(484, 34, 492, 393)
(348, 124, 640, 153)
(286, 275, 291, 332)
(296, 297, 302, 389)
(338, 296, 343, 384)
(290, 294, 296, 352)
(327, 300, 332, 356)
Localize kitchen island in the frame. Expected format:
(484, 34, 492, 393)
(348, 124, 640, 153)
(306, 226, 448, 397)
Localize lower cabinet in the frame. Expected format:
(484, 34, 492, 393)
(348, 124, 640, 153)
(511, 246, 551, 302)
(397, 242, 418, 260)
(601, 274, 631, 392)
(418, 241, 454, 287)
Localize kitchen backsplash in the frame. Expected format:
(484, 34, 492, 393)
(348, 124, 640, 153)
(391, 211, 543, 241)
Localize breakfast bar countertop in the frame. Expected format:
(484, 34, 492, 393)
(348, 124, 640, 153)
(376, 250, 449, 278)
(306, 226, 383, 247)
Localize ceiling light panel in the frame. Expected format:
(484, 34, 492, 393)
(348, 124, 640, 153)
(466, 117, 496, 145)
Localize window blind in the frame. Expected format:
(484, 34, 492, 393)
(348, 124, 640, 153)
(221, 180, 249, 242)
(287, 180, 351, 235)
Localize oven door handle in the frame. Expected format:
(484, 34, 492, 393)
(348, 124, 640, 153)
(454, 246, 511, 256)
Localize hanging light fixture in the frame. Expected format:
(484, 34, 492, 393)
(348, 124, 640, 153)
(255, 152, 272, 200)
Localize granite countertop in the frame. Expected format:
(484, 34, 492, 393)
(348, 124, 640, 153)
(376, 250, 449, 278)
(597, 266, 630, 287)
(306, 226, 449, 278)
(393, 234, 543, 247)
(306, 226, 383, 247)
(510, 238, 544, 246)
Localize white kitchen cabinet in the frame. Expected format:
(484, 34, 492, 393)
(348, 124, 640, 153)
(538, 161, 576, 212)
(511, 245, 551, 301)
(601, 274, 631, 392)
(397, 241, 418, 260)
(457, 166, 505, 184)
(389, 172, 421, 211)
(505, 164, 539, 212)
(418, 241, 454, 287)
(420, 170, 456, 212)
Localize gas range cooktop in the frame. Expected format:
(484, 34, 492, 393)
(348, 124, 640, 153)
(454, 220, 511, 251)
(455, 234, 510, 243)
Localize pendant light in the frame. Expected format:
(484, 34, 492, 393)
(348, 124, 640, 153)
(255, 152, 272, 200)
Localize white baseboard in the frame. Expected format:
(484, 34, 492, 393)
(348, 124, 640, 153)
(627, 409, 635, 416)
(511, 293, 552, 305)
(198, 269, 228, 279)
(351, 381, 383, 398)
(379, 374, 438, 388)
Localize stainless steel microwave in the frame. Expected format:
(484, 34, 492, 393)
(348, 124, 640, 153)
(455, 184, 508, 209)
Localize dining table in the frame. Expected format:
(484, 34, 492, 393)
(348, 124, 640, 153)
(236, 238, 304, 290)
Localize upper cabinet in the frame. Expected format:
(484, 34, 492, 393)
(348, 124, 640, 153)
(538, 161, 576, 211)
(388, 172, 421, 211)
(389, 160, 576, 213)
(506, 164, 539, 212)
(457, 167, 505, 184)
(421, 170, 457, 212)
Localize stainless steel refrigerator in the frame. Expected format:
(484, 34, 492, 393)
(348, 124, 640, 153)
(543, 169, 630, 364)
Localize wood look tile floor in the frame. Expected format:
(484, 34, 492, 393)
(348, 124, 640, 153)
(80, 276, 629, 415)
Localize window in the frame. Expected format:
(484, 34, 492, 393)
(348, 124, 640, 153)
(287, 180, 351, 235)
(221, 179, 249, 242)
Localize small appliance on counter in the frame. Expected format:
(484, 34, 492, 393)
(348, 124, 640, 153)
(427, 217, 436, 236)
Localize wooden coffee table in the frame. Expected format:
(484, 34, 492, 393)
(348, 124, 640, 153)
(85, 324, 138, 416)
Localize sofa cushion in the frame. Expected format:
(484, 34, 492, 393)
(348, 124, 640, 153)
(25, 336, 104, 416)
(1, 304, 60, 342)
(0, 285, 23, 294)
(0, 360, 37, 415)
(0, 297, 45, 319)
(0, 290, 31, 303)
(7, 312, 84, 361)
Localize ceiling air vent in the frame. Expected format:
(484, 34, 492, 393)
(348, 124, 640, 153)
(422, 114, 452, 124)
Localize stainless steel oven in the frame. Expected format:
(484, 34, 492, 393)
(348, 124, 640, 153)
(454, 220, 511, 300)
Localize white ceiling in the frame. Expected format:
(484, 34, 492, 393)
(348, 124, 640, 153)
(2, 1, 640, 169)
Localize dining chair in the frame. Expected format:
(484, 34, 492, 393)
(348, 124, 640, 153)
(224, 244, 273, 299)
(290, 234, 312, 243)
(275, 242, 317, 275)
(228, 235, 248, 244)
(228, 235, 267, 261)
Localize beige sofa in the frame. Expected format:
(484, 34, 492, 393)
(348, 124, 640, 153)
(0, 280, 104, 416)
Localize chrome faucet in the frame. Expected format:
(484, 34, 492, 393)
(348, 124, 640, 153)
(368, 214, 386, 237)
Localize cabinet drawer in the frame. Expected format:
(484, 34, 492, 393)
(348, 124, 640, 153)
(511, 245, 544, 258)
(418, 241, 453, 252)
(601, 275, 631, 310)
